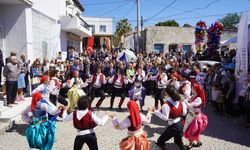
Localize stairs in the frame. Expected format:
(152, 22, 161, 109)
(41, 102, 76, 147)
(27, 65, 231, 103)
(0, 93, 31, 134)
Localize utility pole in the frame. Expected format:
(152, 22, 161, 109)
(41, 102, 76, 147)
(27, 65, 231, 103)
(136, 0, 140, 53)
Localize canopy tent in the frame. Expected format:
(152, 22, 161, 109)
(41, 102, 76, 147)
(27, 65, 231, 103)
(117, 49, 137, 64)
(220, 37, 237, 46)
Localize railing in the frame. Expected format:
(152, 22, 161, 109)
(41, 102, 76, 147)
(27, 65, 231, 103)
(78, 16, 90, 31)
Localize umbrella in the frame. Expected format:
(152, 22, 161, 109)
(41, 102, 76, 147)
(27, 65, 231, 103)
(220, 37, 237, 46)
(117, 49, 137, 64)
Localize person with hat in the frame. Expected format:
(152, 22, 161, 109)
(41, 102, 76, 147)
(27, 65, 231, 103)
(149, 66, 168, 109)
(24, 92, 64, 150)
(112, 100, 152, 150)
(179, 71, 192, 100)
(31, 75, 51, 100)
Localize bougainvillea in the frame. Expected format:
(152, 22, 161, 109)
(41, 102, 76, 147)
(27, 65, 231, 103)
(195, 21, 207, 44)
(206, 21, 224, 52)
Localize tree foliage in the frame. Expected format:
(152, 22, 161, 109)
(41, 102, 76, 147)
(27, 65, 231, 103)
(218, 13, 240, 29)
(113, 19, 132, 47)
(155, 20, 179, 27)
(183, 23, 192, 27)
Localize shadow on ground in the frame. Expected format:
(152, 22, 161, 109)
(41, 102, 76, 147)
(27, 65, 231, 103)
(6, 123, 29, 136)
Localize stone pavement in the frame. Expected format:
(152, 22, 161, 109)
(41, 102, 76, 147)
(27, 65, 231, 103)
(0, 96, 250, 150)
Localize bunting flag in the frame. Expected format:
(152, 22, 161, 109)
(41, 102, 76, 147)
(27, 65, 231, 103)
(87, 36, 94, 56)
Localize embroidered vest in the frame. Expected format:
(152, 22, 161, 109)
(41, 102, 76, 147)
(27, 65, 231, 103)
(73, 111, 97, 130)
(166, 101, 183, 119)
(113, 74, 124, 85)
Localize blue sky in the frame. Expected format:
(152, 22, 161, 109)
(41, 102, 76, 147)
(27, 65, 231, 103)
(81, 0, 250, 31)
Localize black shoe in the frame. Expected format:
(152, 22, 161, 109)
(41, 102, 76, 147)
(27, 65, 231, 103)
(109, 107, 113, 110)
(155, 142, 166, 150)
(118, 107, 123, 112)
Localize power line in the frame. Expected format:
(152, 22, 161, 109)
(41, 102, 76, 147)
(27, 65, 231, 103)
(97, 1, 131, 16)
(122, 2, 136, 18)
(82, 0, 130, 6)
(145, 0, 220, 21)
(84, 10, 250, 23)
(145, 0, 178, 22)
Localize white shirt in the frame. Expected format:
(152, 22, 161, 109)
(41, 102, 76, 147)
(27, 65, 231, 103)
(62, 109, 109, 136)
(180, 80, 191, 99)
(155, 98, 187, 125)
(185, 96, 202, 113)
(91, 73, 107, 88)
(167, 79, 180, 90)
(108, 75, 128, 88)
(49, 77, 61, 96)
(151, 73, 168, 89)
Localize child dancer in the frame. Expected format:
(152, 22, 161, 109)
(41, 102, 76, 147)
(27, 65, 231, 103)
(62, 95, 113, 150)
(153, 85, 187, 150)
(23, 92, 64, 150)
(184, 83, 208, 149)
(112, 100, 152, 150)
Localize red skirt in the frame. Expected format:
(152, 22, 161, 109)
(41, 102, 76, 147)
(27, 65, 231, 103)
(184, 112, 208, 142)
(119, 132, 150, 150)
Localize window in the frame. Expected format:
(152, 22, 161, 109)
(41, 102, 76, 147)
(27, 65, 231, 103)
(182, 44, 191, 54)
(90, 25, 95, 34)
(154, 44, 164, 54)
(100, 25, 106, 32)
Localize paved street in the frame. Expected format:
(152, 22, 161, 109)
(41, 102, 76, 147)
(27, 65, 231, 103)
(0, 96, 250, 150)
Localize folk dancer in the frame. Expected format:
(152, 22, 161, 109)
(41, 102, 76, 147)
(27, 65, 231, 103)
(108, 68, 128, 110)
(23, 92, 64, 150)
(184, 83, 208, 149)
(112, 100, 152, 150)
(62, 96, 113, 150)
(153, 85, 187, 150)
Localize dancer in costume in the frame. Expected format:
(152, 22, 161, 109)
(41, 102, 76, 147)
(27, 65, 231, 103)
(31, 75, 51, 99)
(153, 85, 187, 150)
(62, 95, 113, 150)
(112, 100, 152, 150)
(179, 71, 191, 100)
(167, 71, 180, 90)
(149, 66, 168, 109)
(128, 81, 146, 112)
(89, 67, 107, 110)
(108, 68, 128, 110)
(23, 92, 64, 150)
(184, 83, 208, 149)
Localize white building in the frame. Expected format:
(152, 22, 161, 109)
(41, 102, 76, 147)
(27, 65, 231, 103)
(0, 0, 91, 62)
(82, 16, 113, 50)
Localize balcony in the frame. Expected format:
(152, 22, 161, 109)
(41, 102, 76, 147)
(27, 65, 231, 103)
(60, 15, 92, 37)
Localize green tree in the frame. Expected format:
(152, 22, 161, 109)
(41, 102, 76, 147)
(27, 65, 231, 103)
(155, 20, 179, 27)
(183, 23, 192, 27)
(113, 19, 132, 47)
(218, 13, 240, 29)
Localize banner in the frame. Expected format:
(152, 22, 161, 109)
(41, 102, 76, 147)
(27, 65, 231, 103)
(87, 36, 94, 56)
(234, 11, 248, 103)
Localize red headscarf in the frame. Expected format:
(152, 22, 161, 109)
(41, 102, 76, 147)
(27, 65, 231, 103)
(171, 71, 179, 80)
(192, 83, 206, 107)
(40, 75, 49, 84)
(31, 92, 43, 111)
(127, 100, 141, 129)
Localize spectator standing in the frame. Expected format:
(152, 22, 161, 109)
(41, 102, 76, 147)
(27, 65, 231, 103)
(3, 56, 21, 106)
(0, 49, 4, 87)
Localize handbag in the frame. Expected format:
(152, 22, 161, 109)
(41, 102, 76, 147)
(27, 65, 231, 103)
(32, 77, 40, 85)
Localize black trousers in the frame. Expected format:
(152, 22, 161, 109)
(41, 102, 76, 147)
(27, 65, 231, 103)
(90, 87, 105, 101)
(74, 133, 98, 150)
(156, 121, 185, 150)
(0, 66, 2, 87)
(111, 87, 125, 100)
(247, 108, 250, 124)
(154, 88, 165, 108)
(6, 81, 18, 104)
(49, 94, 68, 106)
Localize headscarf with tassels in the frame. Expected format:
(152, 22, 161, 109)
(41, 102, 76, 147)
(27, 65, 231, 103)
(40, 75, 49, 84)
(192, 83, 206, 107)
(127, 100, 141, 130)
(31, 92, 43, 111)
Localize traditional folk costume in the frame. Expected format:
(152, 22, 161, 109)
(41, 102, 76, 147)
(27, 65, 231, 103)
(49, 76, 68, 107)
(31, 75, 51, 100)
(184, 83, 208, 148)
(167, 72, 180, 90)
(62, 107, 109, 150)
(151, 72, 168, 109)
(89, 72, 107, 109)
(67, 86, 86, 113)
(108, 73, 128, 110)
(155, 98, 187, 150)
(112, 100, 151, 150)
(179, 79, 192, 100)
(23, 92, 62, 150)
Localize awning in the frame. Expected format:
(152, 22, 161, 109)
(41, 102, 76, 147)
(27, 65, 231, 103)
(60, 16, 92, 38)
(220, 37, 237, 46)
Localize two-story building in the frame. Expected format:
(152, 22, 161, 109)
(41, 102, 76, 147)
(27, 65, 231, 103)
(82, 16, 113, 50)
(0, 0, 91, 61)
